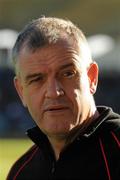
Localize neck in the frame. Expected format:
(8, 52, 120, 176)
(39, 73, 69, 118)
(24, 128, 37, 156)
(47, 135, 66, 160)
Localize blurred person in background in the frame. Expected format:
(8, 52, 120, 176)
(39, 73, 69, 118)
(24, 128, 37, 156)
(7, 16, 120, 180)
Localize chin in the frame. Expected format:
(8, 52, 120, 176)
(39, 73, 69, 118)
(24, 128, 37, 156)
(43, 128, 70, 138)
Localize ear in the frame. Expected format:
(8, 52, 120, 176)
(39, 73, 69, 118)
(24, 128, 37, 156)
(14, 76, 27, 107)
(87, 62, 99, 95)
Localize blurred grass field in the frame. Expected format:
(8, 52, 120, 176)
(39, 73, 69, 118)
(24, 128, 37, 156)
(0, 138, 33, 180)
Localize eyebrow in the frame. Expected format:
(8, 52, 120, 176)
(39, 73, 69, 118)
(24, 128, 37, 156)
(59, 63, 74, 70)
(25, 73, 43, 83)
(25, 63, 74, 82)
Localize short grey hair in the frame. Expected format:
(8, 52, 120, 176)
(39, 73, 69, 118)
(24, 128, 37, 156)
(12, 16, 92, 74)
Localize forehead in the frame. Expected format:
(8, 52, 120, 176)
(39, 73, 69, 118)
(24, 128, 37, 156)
(18, 39, 83, 74)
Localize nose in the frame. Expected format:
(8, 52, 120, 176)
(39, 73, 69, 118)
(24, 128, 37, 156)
(45, 79, 64, 99)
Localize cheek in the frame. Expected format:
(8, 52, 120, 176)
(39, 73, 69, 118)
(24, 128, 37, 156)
(23, 85, 43, 104)
(23, 89, 43, 118)
(68, 77, 90, 112)
(73, 89, 82, 109)
(66, 87, 82, 115)
(81, 75, 91, 94)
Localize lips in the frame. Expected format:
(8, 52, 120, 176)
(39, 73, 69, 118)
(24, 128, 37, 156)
(44, 105, 69, 112)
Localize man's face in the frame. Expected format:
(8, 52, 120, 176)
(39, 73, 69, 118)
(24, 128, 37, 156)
(14, 40, 98, 138)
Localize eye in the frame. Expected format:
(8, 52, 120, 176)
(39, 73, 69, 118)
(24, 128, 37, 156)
(63, 70, 76, 78)
(29, 75, 44, 84)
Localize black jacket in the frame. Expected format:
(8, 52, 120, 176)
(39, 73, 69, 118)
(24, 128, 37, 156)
(7, 106, 120, 180)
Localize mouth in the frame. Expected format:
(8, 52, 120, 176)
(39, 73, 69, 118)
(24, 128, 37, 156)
(44, 106, 69, 112)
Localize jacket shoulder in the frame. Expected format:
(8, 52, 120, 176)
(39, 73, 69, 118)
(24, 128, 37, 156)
(99, 119, 120, 179)
(104, 116, 120, 136)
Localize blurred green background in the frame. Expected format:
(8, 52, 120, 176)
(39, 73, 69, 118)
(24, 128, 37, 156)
(0, 0, 120, 35)
(0, 0, 120, 179)
(0, 139, 33, 179)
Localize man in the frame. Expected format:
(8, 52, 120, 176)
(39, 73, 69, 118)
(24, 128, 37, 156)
(7, 16, 120, 180)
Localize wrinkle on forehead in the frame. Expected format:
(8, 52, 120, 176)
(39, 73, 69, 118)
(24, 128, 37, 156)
(17, 39, 91, 76)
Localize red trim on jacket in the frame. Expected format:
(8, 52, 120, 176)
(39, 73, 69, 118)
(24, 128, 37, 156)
(99, 138, 111, 180)
(111, 131, 120, 148)
(13, 146, 39, 180)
